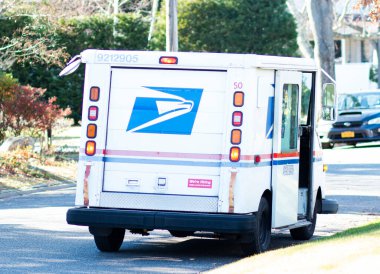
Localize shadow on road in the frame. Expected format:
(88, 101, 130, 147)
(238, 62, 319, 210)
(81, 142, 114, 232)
(0, 188, 75, 210)
(327, 164, 380, 176)
(328, 194, 380, 215)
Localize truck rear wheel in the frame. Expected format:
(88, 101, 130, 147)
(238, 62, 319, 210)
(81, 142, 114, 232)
(169, 230, 194, 237)
(290, 200, 319, 240)
(240, 197, 271, 256)
(93, 228, 125, 252)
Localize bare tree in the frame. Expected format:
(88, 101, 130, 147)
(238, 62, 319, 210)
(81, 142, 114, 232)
(287, 0, 336, 87)
(148, 0, 159, 41)
(307, 0, 336, 85)
(355, 0, 380, 20)
(287, 0, 314, 58)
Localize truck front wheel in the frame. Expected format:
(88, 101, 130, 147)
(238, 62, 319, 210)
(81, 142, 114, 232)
(240, 196, 271, 255)
(93, 228, 125, 252)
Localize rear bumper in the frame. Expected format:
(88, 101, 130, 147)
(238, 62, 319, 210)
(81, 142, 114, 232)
(321, 199, 339, 214)
(67, 207, 257, 234)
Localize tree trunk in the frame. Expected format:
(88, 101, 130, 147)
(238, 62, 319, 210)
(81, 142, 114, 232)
(166, 0, 178, 52)
(368, 39, 380, 88)
(307, 0, 336, 85)
(113, 0, 119, 41)
(376, 40, 380, 88)
(148, 0, 160, 42)
(287, 0, 314, 58)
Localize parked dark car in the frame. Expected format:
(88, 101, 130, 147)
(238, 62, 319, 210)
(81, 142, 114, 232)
(325, 91, 380, 148)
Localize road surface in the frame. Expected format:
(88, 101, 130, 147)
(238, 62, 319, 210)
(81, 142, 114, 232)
(0, 143, 379, 273)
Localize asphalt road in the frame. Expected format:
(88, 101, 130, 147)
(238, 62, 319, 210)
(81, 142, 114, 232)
(0, 143, 379, 274)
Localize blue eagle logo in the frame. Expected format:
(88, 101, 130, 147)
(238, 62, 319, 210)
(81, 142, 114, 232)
(127, 86, 203, 135)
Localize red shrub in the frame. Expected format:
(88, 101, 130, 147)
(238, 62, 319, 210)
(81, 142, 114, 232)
(1, 84, 71, 139)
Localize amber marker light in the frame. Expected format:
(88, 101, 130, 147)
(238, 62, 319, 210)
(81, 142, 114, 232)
(231, 129, 242, 144)
(233, 91, 244, 107)
(90, 86, 100, 101)
(87, 124, 97, 138)
(230, 147, 241, 162)
(85, 141, 96, 156)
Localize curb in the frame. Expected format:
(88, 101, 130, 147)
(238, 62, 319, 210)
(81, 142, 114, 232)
(0, 163, 77, 200)
(0, 180, 76, 200)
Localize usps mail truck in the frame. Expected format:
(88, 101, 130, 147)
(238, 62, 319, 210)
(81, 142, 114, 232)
(62, 50, 338, 255)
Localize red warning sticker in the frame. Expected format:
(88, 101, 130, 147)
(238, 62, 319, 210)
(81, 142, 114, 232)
(188, 178, 212, 189)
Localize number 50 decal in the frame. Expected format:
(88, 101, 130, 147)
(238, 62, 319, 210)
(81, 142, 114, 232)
(234, 82, 243, 90)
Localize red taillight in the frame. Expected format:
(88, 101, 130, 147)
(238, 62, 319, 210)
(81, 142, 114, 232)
(230, 147, 240, 162)
(159, 56, 178, 64)
(232, 111, 243, 126)
(255, 155, 261, 164)
(85, 141, 96, 156)
(88, 106, 98, 121)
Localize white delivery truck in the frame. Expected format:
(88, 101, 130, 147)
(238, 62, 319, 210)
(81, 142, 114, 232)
(61, 49, 338, 255)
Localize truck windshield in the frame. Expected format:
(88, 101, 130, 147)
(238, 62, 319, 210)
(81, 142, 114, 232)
(338, 92, 380, 111)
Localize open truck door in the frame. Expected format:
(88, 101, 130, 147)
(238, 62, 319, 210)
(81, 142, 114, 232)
(272, 70, 302, 228)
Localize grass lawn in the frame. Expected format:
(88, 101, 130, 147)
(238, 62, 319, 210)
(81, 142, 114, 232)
(208, 220, 380, 274)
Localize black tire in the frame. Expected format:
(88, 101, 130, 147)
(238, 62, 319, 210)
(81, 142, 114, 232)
(240, 197, 271, 255)
(290, 201, 319, 240)
(94, 228, 125, 252)
(322, 142, 334, 149)
(169, 230, 194, 237)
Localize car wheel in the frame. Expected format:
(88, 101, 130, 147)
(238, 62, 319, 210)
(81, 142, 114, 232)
(322, 142, 334, 149)
(94, 228, 125, 252)
(240, 197, 271, 255)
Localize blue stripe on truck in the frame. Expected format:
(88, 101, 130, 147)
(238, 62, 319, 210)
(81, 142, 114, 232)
(79, 156, 305, 168)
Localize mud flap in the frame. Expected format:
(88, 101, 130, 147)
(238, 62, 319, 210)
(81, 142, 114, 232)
(321, 199, 338, 214)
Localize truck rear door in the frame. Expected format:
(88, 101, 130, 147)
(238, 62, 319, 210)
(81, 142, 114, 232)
(101, 67, 227, 211)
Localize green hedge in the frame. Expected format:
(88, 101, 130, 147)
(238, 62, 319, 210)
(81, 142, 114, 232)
(8, 14, 150, 123)
(3, 1, 298, 122)
(149, 0, 298, 56)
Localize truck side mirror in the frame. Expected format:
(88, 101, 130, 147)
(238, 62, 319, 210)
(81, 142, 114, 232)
(59, 55, 82, 77)
(321, 83, 336, 121)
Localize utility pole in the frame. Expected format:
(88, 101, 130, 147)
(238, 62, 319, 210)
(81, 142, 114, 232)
(166, 0, 178, 52)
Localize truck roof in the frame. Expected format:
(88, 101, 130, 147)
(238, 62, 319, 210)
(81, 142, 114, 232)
(80, 49, 317, 72)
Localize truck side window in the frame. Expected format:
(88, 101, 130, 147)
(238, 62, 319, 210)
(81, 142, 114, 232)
(300, 73, 312, 125)
(281, 84, 299, 152)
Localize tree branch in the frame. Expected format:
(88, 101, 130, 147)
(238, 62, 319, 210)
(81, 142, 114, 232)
(287, 0, 314, 58)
